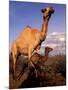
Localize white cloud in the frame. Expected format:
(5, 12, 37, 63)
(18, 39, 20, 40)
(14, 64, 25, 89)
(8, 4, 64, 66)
(59, 37, 65, 41)
(40, 32, 66, 55)
(42, 43, 57, 48)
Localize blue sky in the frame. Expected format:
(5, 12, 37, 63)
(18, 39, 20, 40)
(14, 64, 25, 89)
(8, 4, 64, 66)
(9, 1, 66, 54)
(9, 1, 66, 44)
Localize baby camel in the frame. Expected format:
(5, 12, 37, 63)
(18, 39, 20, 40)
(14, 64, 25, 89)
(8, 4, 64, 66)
(31, 47, 53, 66)
(11, 7, 54, 78)
(30, 47, 53, 78)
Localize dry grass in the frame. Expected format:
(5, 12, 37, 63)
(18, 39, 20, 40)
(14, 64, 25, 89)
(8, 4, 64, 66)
(9, 53, 66, 88)
(47, 54, 66, 77)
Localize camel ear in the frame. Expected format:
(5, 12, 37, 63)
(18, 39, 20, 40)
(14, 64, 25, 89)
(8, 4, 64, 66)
(49, 9, 54, 14)
(41, 9, 44, 13)
(51, 9, 54, 14)
(50, 7, 55, 14)
(41, 8, 46, 13)
(42, 9, 46, 13)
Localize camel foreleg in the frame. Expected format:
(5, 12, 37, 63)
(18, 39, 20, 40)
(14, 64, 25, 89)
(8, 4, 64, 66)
(28, 47, 35, 69)
(12, 44, 17, 79)
(35, 45, 40, 53)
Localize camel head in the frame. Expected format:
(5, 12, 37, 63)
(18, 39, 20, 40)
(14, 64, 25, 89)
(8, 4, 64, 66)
(41, 6, 54, 20)
(45, 46, 53, 54)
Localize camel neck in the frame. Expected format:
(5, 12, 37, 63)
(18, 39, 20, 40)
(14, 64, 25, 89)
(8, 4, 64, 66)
(41, 18, 49, 37)
(45, 51, 49, 60)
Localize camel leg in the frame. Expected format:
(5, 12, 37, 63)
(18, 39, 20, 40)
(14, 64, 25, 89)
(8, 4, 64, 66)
(28, 47, 32, 60)
(12, 53, 16, 79)
(28, 47, 35, 68)
(35, 45, 40, 53)
(33, 45, 41, 77)
(28, 47, 38, 78)
(12, 44, 17, 79)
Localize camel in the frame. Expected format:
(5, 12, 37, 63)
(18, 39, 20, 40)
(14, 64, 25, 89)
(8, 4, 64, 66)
(30, 47, 53, 77)
(31, 47, 53, 66)
(11, 6, 54, 79)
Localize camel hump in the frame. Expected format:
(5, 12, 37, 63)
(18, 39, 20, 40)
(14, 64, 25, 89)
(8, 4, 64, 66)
(20, 25, 32, 35)
(25, 25, 32, 29)
(23, 25, 39, 34)
(24, 25, 38, 32)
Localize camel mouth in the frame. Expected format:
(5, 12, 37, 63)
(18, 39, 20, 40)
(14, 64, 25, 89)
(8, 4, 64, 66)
(43, 15, 49, 19)
(43, 14, 51, 20)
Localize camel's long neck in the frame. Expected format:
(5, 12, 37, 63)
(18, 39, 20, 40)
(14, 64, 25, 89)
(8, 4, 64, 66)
(45, 51, 49, 60)
(41, 18, 49, 38)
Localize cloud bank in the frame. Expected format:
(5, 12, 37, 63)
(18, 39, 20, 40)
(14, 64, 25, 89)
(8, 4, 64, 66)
(40, 32, 66, 55)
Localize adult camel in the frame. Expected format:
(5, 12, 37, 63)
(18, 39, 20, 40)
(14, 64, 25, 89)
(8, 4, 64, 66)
(11, 6, 54, 79)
